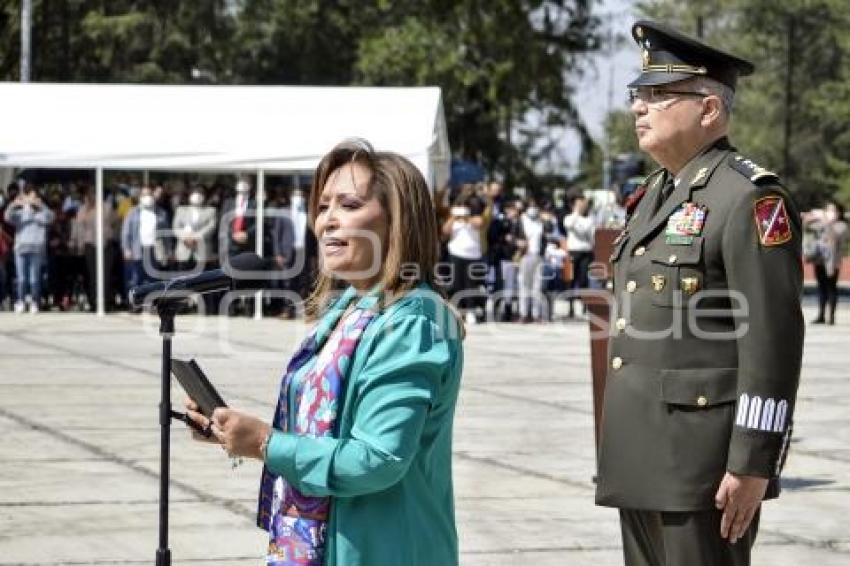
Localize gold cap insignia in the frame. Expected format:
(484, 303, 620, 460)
(636, 26, 644, 39)
(681, 277, 700, 295)
(651, 274, 666, 292)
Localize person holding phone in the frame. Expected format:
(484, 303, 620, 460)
(186, 139, 464, 566)
(4, 184, 54, 313)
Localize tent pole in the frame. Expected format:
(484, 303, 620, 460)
(254, 169, 265, 320)
(95, 168, 105, 317)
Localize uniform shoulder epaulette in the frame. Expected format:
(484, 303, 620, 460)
(729, 154, 779, 184)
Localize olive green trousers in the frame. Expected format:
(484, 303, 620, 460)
(619, 508, 760, 566)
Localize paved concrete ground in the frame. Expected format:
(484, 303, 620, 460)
(0, 299, 848, 565)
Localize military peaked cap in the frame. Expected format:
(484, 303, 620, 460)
(628, 20, 755, 91)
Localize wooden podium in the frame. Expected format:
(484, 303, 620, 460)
(584, 228, 620, 449)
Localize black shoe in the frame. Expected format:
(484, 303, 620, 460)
(811, 317, 826, 324)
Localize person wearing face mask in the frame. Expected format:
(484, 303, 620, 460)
(170, 187, 218, 313)
(121, 186, 169, 296)
(517, 200, 546, 323)
(803, 199, 848, 325)
(173, 187, 217, 273)
(219, 178, 258, 257)
(4, 184, 55, 313)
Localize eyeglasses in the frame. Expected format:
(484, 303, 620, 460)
(627, 87, 707, 106)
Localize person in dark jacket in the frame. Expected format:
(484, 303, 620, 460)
(596, 21, 804, 566)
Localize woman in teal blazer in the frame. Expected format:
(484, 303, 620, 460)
(187, 139, 464, 566)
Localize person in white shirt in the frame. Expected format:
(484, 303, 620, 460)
(173, 187, 217, 271)
(121, 186, 169, 293)
(518, 202, 545, 322)
(442, 188, 486, 324)
(563, 194, 596, 317)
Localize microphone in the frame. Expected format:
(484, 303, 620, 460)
(129, 252, 268, 309)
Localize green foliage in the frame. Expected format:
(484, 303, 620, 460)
(636, 0, 850, 208)
(354, 1, 601, 189)
(582, 108, 647, 189)
(0, 1, 235, 83)
(0, 0, 602, 192)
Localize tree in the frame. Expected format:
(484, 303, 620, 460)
(0, 0, 603, 191)
(580, 108, 647, 190)
(0, 1, 234, 83)
(636, 0, 850, 208)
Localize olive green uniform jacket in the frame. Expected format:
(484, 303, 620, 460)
(595, 138, 804, 512)
(266, 284, 463, 565)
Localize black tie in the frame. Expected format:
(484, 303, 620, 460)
(652, 175, 675, 215)
(662, 177, 675, 201)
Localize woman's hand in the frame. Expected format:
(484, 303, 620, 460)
(184, 398, 218, 443)
(210, 407, 272, 460)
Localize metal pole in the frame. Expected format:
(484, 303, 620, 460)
(95, 168, 105, 317)
(254, 170, 265, 320)
(155, 307, 176, 566)
(601, 13, 614, 192)
(21, 0, 32, 82)
(783, 15, 795, 180)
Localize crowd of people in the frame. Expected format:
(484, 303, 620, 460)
(435, 180, 622, 324)
(0, 173, 625, 319)
(0, 174, 845, 322)
(0, 177, 316, 315)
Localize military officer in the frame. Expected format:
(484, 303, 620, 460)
(595, 20, 805, 566)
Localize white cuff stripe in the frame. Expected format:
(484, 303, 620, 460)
(735, 394, 788, 433)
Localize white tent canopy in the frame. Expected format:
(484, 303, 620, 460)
(0, 82, 449, 186)
(0, 83, 450, 316)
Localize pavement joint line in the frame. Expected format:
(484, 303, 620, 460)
(0, 406, 255, 521)
(2, 325, 590, 417)
(460, 544, 621, 554)
(454, 450, 594, 492)
(0, 329, 163, 380)
(759, 528, 850, 553)
(463, 385, 593, 415)
(0, 329, 273, 412)
(791, 447, 850, 464)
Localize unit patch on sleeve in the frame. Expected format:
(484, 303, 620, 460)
(753, 196, 792, 246)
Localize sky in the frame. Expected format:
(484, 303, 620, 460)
(558, 0, 640, 176)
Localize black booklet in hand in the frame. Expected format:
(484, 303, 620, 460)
(171, 358, 227, 418)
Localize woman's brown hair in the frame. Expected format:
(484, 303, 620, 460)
(304, 139, 451, 321)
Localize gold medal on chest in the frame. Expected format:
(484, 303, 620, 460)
(680, 277, 700, 296)
(651, 274, 666, 292)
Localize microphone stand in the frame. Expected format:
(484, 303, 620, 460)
(155, 299, 178, 566)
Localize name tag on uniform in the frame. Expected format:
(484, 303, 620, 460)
(665, 202, 707, 245)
